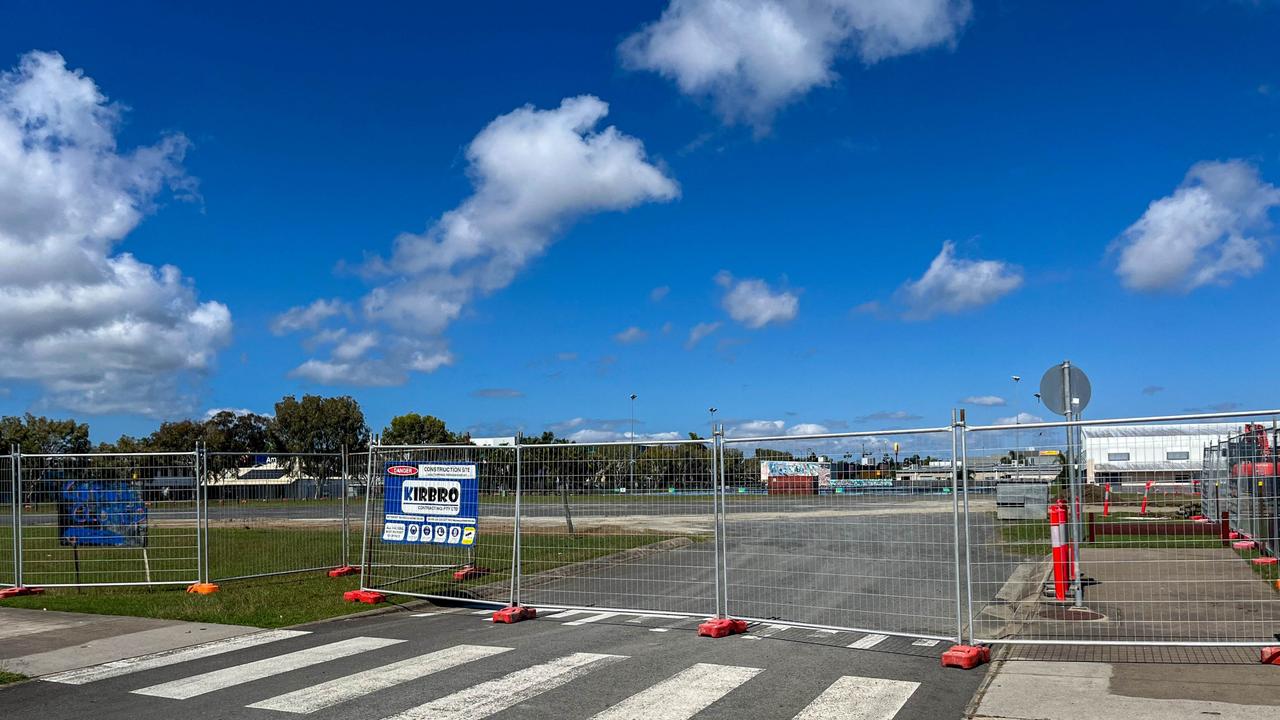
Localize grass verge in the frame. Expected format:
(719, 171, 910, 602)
(0, 526, 681, 626)
(0, 671, 27, 685)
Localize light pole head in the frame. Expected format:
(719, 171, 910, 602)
(1011, 375, 1021, 383)
(629, 393, 637, 401)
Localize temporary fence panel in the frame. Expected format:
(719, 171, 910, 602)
(17, 452, 200, 587)
(345, 451, 369, 569)
(965, 414, 1280, 647)
(721, 428, 961, 641)
(2, 452, 14, 587)
(361, 445, 517, 605)
(515, 440, 718, 616)
(204, 451, 347, 581)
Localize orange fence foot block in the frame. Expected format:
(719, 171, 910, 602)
(343, 590, 386, 604)
(1262, 647, 1280, 665)
(697, 618, 748, 638)
(1232, 540, 1257, 551)
(0, 586, 44, 599)
(942, 645, 991, 669)
(452, 565, 491, 581)
(328, 566, 359, 578)
(492, 606, 537, 623)
(1250, 556, 1277, 567)
(186, 583, 220, 595)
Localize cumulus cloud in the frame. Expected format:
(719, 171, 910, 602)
(895, 242, 1022, 320)
(716, 271, 798, 328)
(620, 0, 972, 127)
(271, 299, 348, 335)
(725, 419, 829, 437)
(278, 96, 678, 384)
(614, 326, 649, 344)
(685, 321, 722, 349)
(995, 412, 1044, 425)
(960, 395, 1006, 407)
(548, 416, 683, 442)
(0, 51, 231, 416)
(1113, 160, 1280, 292)
(650, 285, 670, 302)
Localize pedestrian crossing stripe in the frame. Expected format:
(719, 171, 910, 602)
(42, 629, 312, 685)
(382, 652, 626, 720)
(131, 636, 403, 700)
(793, 676, 920, 720)
(590, 662, 761, 720)
(247, 644, 511, 714)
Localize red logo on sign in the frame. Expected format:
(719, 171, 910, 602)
(387, 465, 418, 476)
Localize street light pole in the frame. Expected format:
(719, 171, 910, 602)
(629, 393, 637, 488)
(1011, 375, 1022, 478)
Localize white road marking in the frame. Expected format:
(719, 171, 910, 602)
(752, 624, 790, 638)
(132, 636, 402, 699)
(847, 634, 888, 650)
(911, 639, 939, 647)
(624, 613, 684, 623)
(546, 610, 591, 619)
(807, 629, 839, 638)
(42, 630, 311, 685)
(247, 644, 511, 714)
(383, 652, 625, 720)
(591, 662, 761, 720)
(792, 676, 920, 720)
(649, 628, 670, 633)
(471, 609, 494, 616)
(564, 612, 620, 626)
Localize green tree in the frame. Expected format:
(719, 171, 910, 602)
(0, 413, 91, 453)
(143, 419, 208, 451)
(273, 395, 369, 453)
(381, 412, 466, 445)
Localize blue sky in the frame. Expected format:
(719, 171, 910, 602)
(1, 1, 1278, 443)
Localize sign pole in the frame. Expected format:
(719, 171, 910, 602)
(1062, 361, 1084, 608)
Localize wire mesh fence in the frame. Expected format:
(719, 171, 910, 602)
(721, 428, 962, 640)
(204, 451, 349, 581)
(361, 445, 517, 605)
(965, 414, 1280, 646)
(2, 450, 15, 587)
(515, 440, 718, 616)
(16, 452, 200, 587)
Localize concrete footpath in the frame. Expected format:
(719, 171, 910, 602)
(0, 606, 258, 677)
(969, 658, 1280, 719)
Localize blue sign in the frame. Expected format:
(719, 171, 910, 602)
(381, 461, 478, 547)
(58, 478, 147, 547)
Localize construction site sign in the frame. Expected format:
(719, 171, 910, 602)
(381, 462, 479, 546)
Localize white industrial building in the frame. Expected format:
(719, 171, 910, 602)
(1082, 423, 1242, 485)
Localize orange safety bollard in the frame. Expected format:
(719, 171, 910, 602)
(1139, 479, 1154, 515)
(1049, 499, 1069, 601)
(1102, 483, 1111, 517)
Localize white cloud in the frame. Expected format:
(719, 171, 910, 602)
(566, 428, 684, 443)
(279, 96, 677, 385)
(995, 412, 1044, 425)
(0, 51, 231, 416)
(685, 321, 722, 349)
(960, 395, 1006, 407)
(271, 299, 348, 335)
(725, 419, 829, 437)
(203, 407, 270, 419)
(620, 0, 972, 127)
(650, 285, 670, 301)
(786, 422, 830, 435)
(1113, 160, 1280, 292)
(716, 271, 798, 328)
(614, 326, 649, 344)
(895, 242, 1022, 320)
